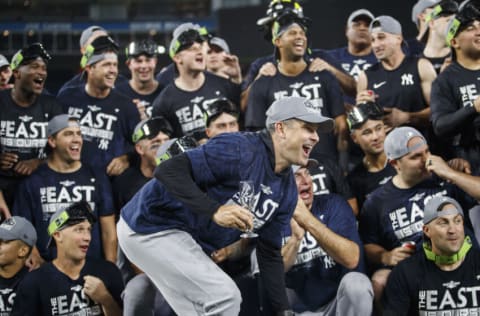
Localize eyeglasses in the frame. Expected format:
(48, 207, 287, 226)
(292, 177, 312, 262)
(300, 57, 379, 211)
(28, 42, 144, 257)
(80, 35, 119, 68)
(426, 1, 458, 22)
(347, 102, 384, 130)
(47, 201, 96, 236)
(155, 136, 198, 165)
(10, 43, 51, 70)
(126, 40, 159, 58)
(169, 27, 210, 58)
(204, 98, 239, 126)
(132, 116, 173, 143)
(446, 1, 480, 45)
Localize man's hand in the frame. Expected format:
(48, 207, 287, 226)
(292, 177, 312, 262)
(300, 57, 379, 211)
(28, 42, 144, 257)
(256, 62, 277, 80)
(132, 99, 148, 120)
(290, 218, 305, 241)
(355, 90, 377, 104)
(383, 107, 410, 129)
(0, 152, 18, 170)
(222, 54, 242, 84)
(212, 204, 253, 231)
(308, 57, 333, 73)
(447, 158, 472, 175)
(292, 197, 311, 227)
(0, 191, 11, 220)
(381, 246, 414, 266)
(106, 154, 129, 176)
(13, 158, 42, 176)
(83, 275, 111, 304)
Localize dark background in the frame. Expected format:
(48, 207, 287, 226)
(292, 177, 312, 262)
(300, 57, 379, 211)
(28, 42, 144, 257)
(0, 0, 419, 94)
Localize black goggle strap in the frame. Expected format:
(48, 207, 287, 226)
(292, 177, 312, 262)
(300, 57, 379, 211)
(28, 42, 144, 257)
(169, 27, 209, 59)
(80, 36, 119, 67)
(132, 117, 173, 143)
(11, 43, 51, 70)
(125, 41, 158, 58)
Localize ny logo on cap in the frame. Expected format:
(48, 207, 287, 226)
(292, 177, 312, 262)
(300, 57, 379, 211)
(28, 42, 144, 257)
(304, 100, 317, 112)
(0, 218, 16, 231)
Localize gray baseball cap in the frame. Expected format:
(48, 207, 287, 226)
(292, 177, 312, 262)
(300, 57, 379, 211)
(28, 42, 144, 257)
(79, 25, 107, 49)
(347, 9, 375, 26)
(265, 97, 335, 132)
(424, 196, 463, 224)
(412, 0, 440, 26)
(292, 158, 319, 173)
(47, 114, 80, 137)
(0, 55, 9, 68)
(384, 126, 427, 161)
(209, 37, 230, 54)
(0, 216, 37, 247)
(369, 15, 403, 35)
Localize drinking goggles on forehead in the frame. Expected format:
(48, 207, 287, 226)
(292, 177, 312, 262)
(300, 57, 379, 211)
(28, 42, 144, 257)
(47, 201, 96, 236)
(426, 0, 459, 23)
(155, 136, 198, 165)
(132, 116, 173, 143)
(446, 0, 480, 45)
(347, 101, 384, 130)
(80, 35, 119, 68)
(126, 40, 159, 58)
(11, 43, 51, 70)
(271, 11, 311, 42)
(204, 98, 239, 126)
(169, 27, 209, 58)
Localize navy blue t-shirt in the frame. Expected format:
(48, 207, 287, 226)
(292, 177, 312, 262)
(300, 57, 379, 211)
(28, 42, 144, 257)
(12, 259, 123, 316)
(151, 72, 240, 141)
(12, 163, 114, 261)
(283, 194, 365, 312)
(359, 178, 473, 256)
(327, 47, 377, 104)
(245, 67, 344, 160)
(0, 267, 28, 315)
(115, 80, 163, 118)
(57, 87, 140, 172)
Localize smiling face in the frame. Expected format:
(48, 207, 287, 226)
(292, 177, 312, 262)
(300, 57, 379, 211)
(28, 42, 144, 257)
(452, 20, 480, 60)
(48, 123, 83, 164)
(127, 54, 157, 84)
(424, 204, 465, 257)
(275, 23, 307, 61)
(14, 57, 47, 95)
(274, 119, 320, 171)
(86, 53, 118, 90)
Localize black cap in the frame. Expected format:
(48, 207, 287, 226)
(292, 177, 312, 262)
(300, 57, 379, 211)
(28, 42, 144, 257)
(10, 43, 51, 70)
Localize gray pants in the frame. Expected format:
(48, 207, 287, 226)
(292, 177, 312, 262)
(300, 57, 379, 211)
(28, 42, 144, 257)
(117, 218, 242, 316)
(288, 272, 373, 316)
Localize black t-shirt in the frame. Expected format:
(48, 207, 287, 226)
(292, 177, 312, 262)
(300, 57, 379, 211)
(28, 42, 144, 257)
(383, 249, 480, 315)
(365, 56, 427, 113)
(57, 87, 140, 172)
(347, 162, 396, 210)
(12, 259, 124, 316)
(0, 90, 63, 197)
(245, 67, 344, 160)
(430, 61, 480, 172)
(111, 165, 150, 213)
(0, 267, 28, 315)
(310, 155, 353, 200)
(151, 72, 240, 140)
(115, 81, 163, 118)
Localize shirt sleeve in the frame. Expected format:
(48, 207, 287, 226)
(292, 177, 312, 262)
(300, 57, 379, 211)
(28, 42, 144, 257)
(430, 74, 478, 137)
(358, 196, 382, 245)
(11, 272, 42, 316)
(245, 77, 270, 130)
